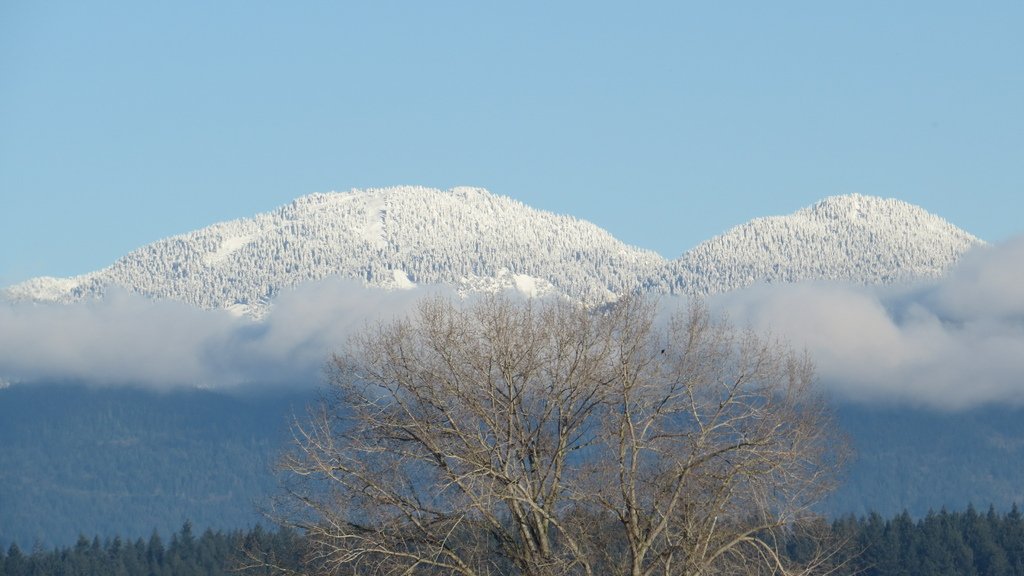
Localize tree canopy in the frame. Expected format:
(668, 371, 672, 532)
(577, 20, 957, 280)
(276, 295, 844, 575)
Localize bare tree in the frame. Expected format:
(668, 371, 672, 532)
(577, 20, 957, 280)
(275, 295, 844, 575)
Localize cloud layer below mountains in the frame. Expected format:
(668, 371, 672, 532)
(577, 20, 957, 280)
(0, 280, 439, 391)
(2, 236, 1023, 410)
(713, 235, 1024, 410)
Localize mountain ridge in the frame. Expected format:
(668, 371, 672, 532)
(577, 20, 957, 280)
(4, 187, 984, 314)
(648, 193, 983, 294)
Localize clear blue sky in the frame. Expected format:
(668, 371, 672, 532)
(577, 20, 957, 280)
(2, 1, 1022, 285)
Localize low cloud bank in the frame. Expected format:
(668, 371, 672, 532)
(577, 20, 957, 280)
(2, 236, 1022, 409)
(712, 235, 1024, 410)
(0, 279, 443, 391)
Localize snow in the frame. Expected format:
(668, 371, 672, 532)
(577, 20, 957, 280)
(3, 188, 983, 317)
(225, 302, 253, 317)
(513, 274, 539, 297)
(361, 193, 387, 249)
(458, 269, 564, 299)
(658, 193, 983, 295)
(3, 276, 84, 302)
(388, 269, 416, 290)
(203, 234, 254, 266)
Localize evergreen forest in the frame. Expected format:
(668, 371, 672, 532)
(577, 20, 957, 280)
(4, 507, 1024, 576)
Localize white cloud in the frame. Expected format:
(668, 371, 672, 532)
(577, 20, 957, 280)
(712, 236, 1024, 409)
(0, 279, 448, 391)
(2, 236, 1023, 409)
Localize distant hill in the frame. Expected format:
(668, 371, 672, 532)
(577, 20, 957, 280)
(647, 193, 982, 294)
(0, 384, 303, 548)
(4, 188, 982, 315)
(4, 384, 1024, 549)
(3, 187, 661, 314)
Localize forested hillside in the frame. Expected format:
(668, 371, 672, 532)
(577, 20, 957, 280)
(4, 189, 981, 316)
(653, 194, 980, 294)
(0, 384, 306, 548)
(5, 187, 664, 313)
(4, 385, 1024, 551)
(828, 405, 1024, 517)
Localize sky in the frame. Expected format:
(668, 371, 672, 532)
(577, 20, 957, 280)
(2, 1, 1023, 286)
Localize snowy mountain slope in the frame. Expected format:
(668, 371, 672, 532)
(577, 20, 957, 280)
(4, 187, 663, 313)
(644, 194, 983, 294)
(3, 189, 983, 313)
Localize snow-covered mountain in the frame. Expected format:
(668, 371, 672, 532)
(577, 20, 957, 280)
(3, 188, 983, 314)
(4, 187, 663, 314)
(646, 194, 983, 294)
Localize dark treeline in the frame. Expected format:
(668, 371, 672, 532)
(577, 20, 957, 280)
(5, 506, 1024, 575)
(819, 505, 1024, 576)
(0, 521, 302, 576)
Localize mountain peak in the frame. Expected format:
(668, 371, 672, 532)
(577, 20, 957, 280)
(803, 193, 930, 221)
(4, 188, 983, 313)
(5, 186, 664, 313)
(651, 193, 984, 295)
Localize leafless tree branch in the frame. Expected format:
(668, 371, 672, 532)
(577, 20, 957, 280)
(272, 294, 846, 575)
